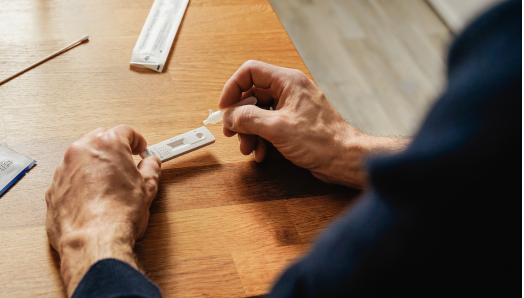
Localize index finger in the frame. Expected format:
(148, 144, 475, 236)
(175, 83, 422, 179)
(109, 124, 148, 155)
(219, 60, 289, 109)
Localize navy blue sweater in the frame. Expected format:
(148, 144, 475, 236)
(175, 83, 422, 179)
(73, 1, 522, 297)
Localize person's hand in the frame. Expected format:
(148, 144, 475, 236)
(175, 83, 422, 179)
(219, 60, 409, 189)
(45, 125, 161, 296)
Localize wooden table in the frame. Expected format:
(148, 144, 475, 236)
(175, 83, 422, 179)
(0, 0, 360, 297)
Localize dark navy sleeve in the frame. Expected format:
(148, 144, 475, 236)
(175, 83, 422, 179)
(268, 0, 521, 297)
(72, 259, 162, 298)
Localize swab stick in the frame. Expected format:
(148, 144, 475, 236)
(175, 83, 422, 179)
(0, 34, 89, 85)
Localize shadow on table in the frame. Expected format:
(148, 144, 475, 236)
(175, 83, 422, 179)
(135, 148, 362, 296)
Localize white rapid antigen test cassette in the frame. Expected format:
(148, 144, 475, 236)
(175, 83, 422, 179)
(140, 127, 216, 163)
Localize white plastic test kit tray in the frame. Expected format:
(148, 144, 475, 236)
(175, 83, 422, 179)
(130, 0, 189, 72)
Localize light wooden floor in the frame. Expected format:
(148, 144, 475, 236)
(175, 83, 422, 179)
(269, 0, 451, 137)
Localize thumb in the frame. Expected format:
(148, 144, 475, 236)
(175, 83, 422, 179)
(223, 105, 279, 141)
(137, 156, 161, 200)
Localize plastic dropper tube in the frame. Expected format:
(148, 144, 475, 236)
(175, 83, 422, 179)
(203, 97, 258, 125)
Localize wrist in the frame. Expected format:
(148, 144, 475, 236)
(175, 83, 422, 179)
(321, 124, 410, 189)
(59, 222, 137, 296)
(327, 127, 369, 189)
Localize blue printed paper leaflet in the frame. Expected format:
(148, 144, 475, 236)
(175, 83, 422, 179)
(0, 145, 36, 196)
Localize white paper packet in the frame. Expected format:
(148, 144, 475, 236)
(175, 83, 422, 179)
(130, 0, 190, 73)
(0, 145, 36, 196)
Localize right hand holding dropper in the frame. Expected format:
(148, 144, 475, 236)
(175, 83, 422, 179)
(219, 60, 409, 189)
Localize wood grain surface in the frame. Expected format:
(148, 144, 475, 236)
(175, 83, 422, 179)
(0, 0, 360, 297)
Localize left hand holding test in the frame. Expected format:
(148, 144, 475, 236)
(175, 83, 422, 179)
(45, 125, 161, 296)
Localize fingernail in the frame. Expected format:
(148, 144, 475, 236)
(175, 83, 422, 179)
(224, 109, 233, 128)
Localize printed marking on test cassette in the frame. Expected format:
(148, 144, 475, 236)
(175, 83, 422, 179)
(140, 127, 215, 163)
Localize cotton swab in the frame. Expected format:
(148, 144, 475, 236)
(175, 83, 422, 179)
(0, 34, 89, 85)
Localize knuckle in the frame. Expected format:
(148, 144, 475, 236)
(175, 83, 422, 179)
(149, 158, 162, 176)
(292, 69, 308, 83)
(291, 68, 303, 76)
(284, 68, 307, 84)
(144, 178, 158, 194)
(91, 132, 110, 149)
(63, 141, 82, 162)
(149, 166, 161, 180)
(268, 113, 289, 140)
(132, 188, 146, 201)
(274, 114, 289, 132)
(142, 158, 161, 175)
(93, 131, 106, 142)
(273, 115, 287, 128)
(154, 164, 162, 177)
(115, 124, 131, 132)
(243, 60, 258, 68)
